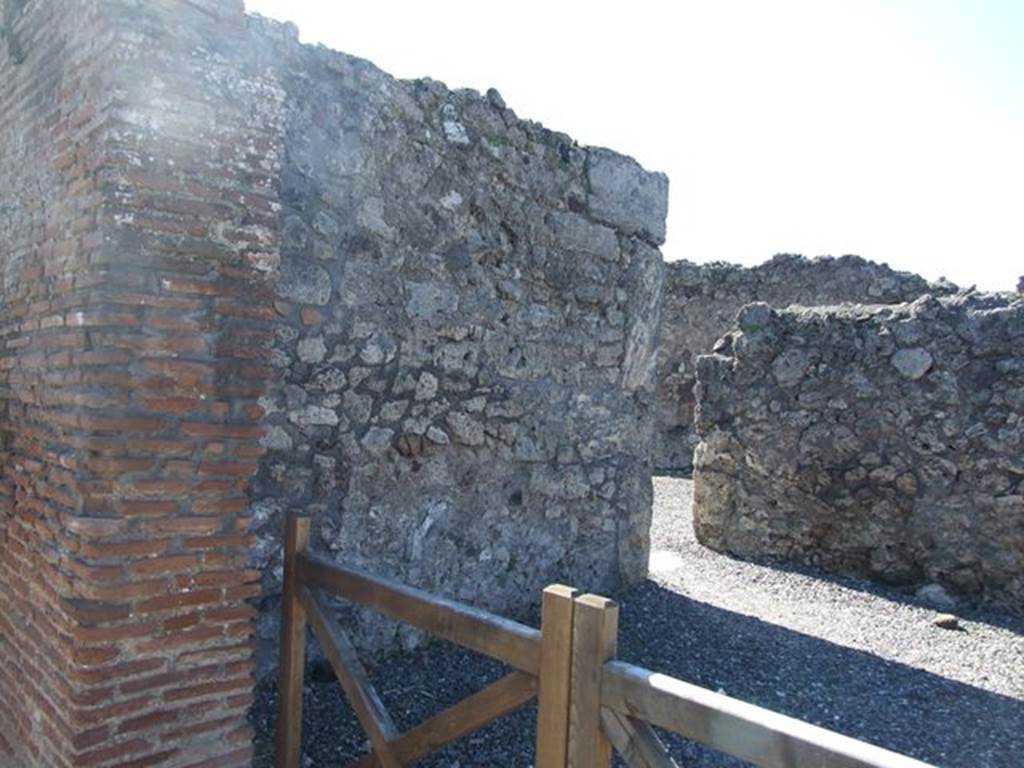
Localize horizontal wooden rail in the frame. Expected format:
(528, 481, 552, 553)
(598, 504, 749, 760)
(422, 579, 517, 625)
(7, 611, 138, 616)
(601, 661, 935, 768)
(278, 515, 936, 768)
(296, 551, 542, 674)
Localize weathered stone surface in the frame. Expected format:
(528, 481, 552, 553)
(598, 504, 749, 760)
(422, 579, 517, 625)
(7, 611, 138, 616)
(549, 210, 620, 261)
(891, 347, 933, 380)
(247, 16, 667, 673)
(693, 294, 1024, 612)
(261, 425, 294, 451)
(275, 261, 332, 305)
(655, 254, 957, 470)
(297, 335, 327, 363)
(587, 148, 669, 245)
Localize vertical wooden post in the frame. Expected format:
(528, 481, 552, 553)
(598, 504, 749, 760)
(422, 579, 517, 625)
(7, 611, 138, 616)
(275, 515, 311, 768)
(567, 594, 619, 768)
(535, 585, 578, 768)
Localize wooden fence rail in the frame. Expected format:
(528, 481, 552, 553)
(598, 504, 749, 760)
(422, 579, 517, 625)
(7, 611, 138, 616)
(275, 515, 936, 768)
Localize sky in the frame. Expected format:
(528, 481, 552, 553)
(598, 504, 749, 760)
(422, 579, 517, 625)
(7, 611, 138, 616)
(244, 0, 1023, 292)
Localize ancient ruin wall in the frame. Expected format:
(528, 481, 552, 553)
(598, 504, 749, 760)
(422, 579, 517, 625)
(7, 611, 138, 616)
(693, 295, 1024, 609)
(1, 1, 283, 765)
(0, 0, 112, 759)
(246, 18, 669, 670)
(1, 0, 667, 758)
(656, 255, 955, 470)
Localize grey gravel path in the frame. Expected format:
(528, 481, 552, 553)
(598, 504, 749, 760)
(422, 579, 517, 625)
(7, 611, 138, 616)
(251, 476, 1024, 767)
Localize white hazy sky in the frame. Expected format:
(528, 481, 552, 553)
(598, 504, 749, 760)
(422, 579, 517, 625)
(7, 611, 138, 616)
(244, 0, 1022, 292)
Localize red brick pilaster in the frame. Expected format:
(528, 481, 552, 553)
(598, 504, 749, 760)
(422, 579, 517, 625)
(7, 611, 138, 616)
(0, 1, 284, 766)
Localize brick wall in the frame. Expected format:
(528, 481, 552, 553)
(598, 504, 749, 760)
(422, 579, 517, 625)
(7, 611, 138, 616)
(1, 0, 121, 760)
(3, 0, 668, 763)
(0, 1, 284, 765)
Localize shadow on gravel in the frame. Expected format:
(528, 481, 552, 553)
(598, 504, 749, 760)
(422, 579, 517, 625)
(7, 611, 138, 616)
(652, 472, 1023, 636)
(617, 580, 1024, 768)
(250, 636, 540, 768)
(250, 577, 1022, 768)
(730, 554, 1024, 636)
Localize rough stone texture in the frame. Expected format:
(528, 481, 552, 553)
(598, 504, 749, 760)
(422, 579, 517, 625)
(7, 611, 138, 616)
(0, 1, 282, 765)
(656, 254, 957, 470)
(693, 294, 1024, 611)
(1, 0, 666, 758)
(251, 475, 1024, 768)
(245, 16, 668, 674)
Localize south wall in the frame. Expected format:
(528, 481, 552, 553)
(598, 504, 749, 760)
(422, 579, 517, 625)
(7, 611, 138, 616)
(246, 17, 669, 672)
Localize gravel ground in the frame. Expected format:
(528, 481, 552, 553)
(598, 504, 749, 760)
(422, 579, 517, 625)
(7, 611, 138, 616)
(251, 476, 1024, 767)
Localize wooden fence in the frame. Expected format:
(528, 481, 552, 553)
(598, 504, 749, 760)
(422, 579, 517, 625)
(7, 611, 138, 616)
(275, 515, 935, 768)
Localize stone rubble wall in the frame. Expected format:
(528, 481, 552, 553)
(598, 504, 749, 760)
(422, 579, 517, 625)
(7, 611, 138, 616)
(246, 17, 669, 672)
(656, 255, 956, 470)
(693, 294, 1024, 611)
(1, 0, 670, 757)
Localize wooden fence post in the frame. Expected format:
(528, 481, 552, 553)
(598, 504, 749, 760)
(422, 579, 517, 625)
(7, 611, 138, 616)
(275, 514, 311, 768)
(535, 585, 578, 768)
(567, 594, 619, 768)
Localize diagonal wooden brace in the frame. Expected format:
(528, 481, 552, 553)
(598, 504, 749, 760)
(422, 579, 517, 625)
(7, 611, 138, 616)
(300, 585, 402, 768)
(349, 670, 537, 768)
(601, 707, 680, 768)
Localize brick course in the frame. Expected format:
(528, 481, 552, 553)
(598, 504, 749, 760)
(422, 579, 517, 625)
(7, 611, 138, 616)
(0, 1, 284, 765)
(2, 1, 671, 764)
